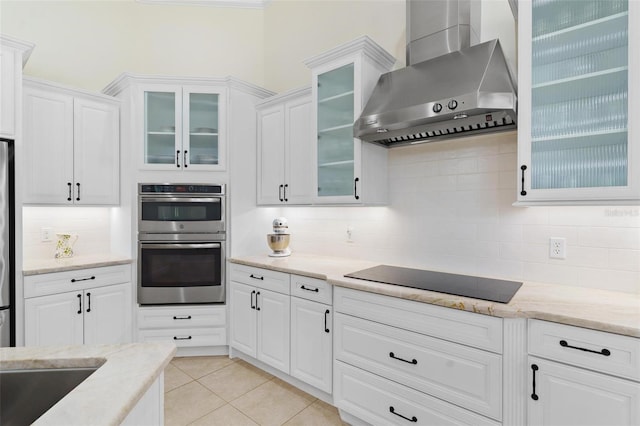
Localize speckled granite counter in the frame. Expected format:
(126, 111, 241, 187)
(23, 254, 132, 276)
(229, 253, 640, 338)
(0, 342, 175, 425)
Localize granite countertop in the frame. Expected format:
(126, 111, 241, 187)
(229, 253, 640, 338)
(0, 342, 176, 425)
(23, 254, 133, 276)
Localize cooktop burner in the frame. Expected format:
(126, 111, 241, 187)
(344, 265, 522, 304)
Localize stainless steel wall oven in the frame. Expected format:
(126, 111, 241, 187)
(138, 184, 225, 305)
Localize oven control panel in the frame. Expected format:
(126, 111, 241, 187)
(139, 183, 225, 195)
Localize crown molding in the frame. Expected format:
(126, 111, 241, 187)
(255, 85, 311, 109)
(136, 0, 271, 9)
(1, 34, 35, 66)
(303, 35, 396, 72)
(102, 72, 274, 99)
(24, 76, 121, 104)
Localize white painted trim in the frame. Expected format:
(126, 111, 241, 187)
(255, 86, 311, 109)
(503, 318, 528, 426)
(136, 0, 271, 9)
(0, 34, 35, 66)
(24, 76, 121, 105)
(303, 35, 396, 72)
(102, 72, 274, 99)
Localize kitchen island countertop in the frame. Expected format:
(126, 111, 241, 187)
(0, 342, 175, 425)
(23, 254, 133, 276)
(229, 253, 640, 338)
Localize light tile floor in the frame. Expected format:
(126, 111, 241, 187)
(164, 356, 347, 426)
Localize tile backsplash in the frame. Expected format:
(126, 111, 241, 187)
(23, 207, 113, 260)
(278, 132, 640, 294)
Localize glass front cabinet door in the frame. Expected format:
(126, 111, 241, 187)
(517, 0, 639, 203)
(142, 85, 226, 170)
(306, 37, 395, 204)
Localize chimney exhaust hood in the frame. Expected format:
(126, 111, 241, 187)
(354, 0, 517, 148)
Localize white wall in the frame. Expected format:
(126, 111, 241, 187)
(263, 0, 406, 92)
(275, 132, 640, 294)
(0, 0, 265, 91)
(22, 206, 113, 259)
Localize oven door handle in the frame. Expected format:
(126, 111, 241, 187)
(140, 197, 222, 203)
(140, 243, 222, 249)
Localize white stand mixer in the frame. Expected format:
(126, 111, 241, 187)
(267, 217, 291, 257)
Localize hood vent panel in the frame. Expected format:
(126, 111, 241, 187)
(376, 111, 515, 148)
(354, 39, 517, 147)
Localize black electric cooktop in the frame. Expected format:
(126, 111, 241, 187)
(344, 265, 522, 304)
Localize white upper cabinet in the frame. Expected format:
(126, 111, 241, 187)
(305, 36, 395, 205)
(0, 35, 33, 139)
(256, 87, 314, 205)
(141, 84, 226, 171)
(517, 0, 640, 204)
(23, 78, 120, 205)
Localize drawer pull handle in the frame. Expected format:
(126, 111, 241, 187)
(300, 285, 319, 293)
(251, 290, 256, 310)
(389, 352, 417, 365)
(559, 340, 611, 356)
(531, 364, 539, 400)
(71, 276, 96, 283)
(173, 315, 192, 320)
(531, 364, 538, 401)
(173, 336, 192, 340)
(250, 274, 264, 281)
(324, 309, 330, 333)
(520, 164, 527, 196)
(389, 406, 417, 423)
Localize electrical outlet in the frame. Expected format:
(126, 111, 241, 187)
(549, 237, 567, 259)
(346, 225, 354, 243)
(41, 227, 53, 242)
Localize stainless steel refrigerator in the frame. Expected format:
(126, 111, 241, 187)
(0, 138, 15, 347)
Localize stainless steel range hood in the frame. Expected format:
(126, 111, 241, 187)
(354, 0, 517, 148)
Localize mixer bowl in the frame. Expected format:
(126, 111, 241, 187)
(267, 234, 290, 252)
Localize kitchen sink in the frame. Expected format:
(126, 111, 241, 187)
(0, 367, 98, 425)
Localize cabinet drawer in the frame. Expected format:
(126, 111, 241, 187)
(290, 274, 332, 304)
(138, 305, 226, 329)
(334, 361, 500, 426)
(229, 264, 290, 295)
(529, 319, 640, 382)
(138, 327, 226, 347)
(334, 287, 503, 353)
(24, 264, 132, 298)
(335, 313, 502, 420)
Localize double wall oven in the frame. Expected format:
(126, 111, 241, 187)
(138, 183, 225, 305)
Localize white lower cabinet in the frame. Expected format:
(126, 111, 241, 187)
(122, 373, 164, 426)
(527, 319, 640, 426)
(335, 361, 500, 426)
(528, 357, 640, 426)
(333, 286, 504, 425)
(229, 264, 334, 393)
(229, 267, 290, 374)
(137, 305, 227, 349)
(290, 295, 332, 393)
(24, 266, 132, 347)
